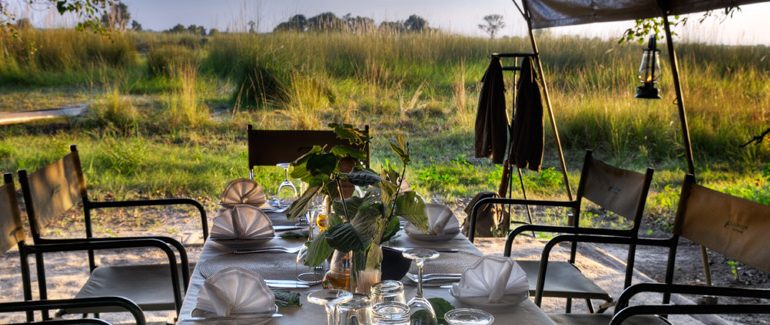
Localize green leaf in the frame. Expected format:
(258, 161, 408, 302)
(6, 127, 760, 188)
(381, 216, 400, 243)
(306, 153, 337, 176)
(365, 243, 383, 269)
(274, 290, 302, 307)
(428, 297, 455, 325)
(340, 169, 381, 186)
(330, 145, 366, 160)
(332, 196, 364, 220)
(329, 123, 368, 146)
(325, 223, 366, 252)
(304, 232, 334, 267)
(286, 185, 321, 220)
(395, 191, 428, 232)
(350, 200, 382, 242)
(389, 135, 410, 164)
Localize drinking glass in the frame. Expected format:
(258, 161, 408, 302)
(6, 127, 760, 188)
(274, 162, 298, 208)
(402, 248, 440, 325)
(370, 280, 406, 305)
(371, 302, 410, 325)
(308, 289, 354, 325)
(334, 293, 372, 325)
(444, 308, 495, 325)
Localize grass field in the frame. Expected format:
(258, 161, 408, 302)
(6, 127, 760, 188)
(1, 28, 769, 225)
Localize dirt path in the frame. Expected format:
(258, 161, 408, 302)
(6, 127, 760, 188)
(0, 105, 87, 126)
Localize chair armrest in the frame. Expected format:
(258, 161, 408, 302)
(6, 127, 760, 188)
(87, 198, 209, 240)
(504, 224, 633, 257)
(531, 234, 673, 306)
(0, 297, 146, 325)
(611, 304, 770, 325)
(468, 196, 577, 242)
(616, 282, 770, 310)
(27, 239, 184, 313)
(49, 236, 191, 291)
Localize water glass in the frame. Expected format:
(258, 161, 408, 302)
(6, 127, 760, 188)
(371, 302, 410, 325)
(334, 293, 371, 325)
(370, 280, 406, 305)
(444, 308, 495, 325)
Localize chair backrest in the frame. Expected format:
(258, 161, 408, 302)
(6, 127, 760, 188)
(0, 174, 25, 254)
(247, 125, 370, 170)
(18, 150, 86, 240)
(578, 150, 653, 225)
(675, 175, 770, 273)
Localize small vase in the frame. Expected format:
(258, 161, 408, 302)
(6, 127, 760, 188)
(324, 250, 351, 290)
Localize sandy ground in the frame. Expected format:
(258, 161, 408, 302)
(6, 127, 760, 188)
(1, 207, 767, 324)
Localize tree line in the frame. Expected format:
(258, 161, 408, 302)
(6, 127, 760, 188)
(273, 12, 433, 33)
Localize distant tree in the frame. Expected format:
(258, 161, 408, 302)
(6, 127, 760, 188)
(101, 1, 130, 30)
(306, 12, 347, 32)
(2, 0, 111, 35)
(167, 23, 186, 33)
(187, 24, 205, 36)
(273, 14, 307, 32)
(248, 20, 256, 33)
(478, 14, 505, 39)
(378, 20, 406, 33)
(130, 19, 142, 31)
(15, 17, 32, 29)
(343, 13, 374, 34)
(404, 14, 428, 32)
(208, 28, 220, 36)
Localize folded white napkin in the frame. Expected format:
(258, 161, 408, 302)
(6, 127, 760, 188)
(195, 267, 276, 317)
(450, 256, 528, 303)
(406, 203, 460, 236)
(220, 178, 268, 208)
(211, 205, 275, 240)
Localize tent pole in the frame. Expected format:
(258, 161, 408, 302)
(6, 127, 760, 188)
(662, 11, 711, 286)
(520, 0, 574, 202)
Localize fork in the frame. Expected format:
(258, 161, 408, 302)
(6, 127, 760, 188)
(405, 273, 462, 283)
(233, 246, 303, 254)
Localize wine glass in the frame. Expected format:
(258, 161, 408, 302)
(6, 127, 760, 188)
(307, 289, 353, 325)
(274, 162, 298, 209)
(402, 248, 440, 325)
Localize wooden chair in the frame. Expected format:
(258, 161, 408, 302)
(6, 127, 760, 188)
(0, 173, 146, 324)
(16, 145, 204, 318)
(247, 124, 370, 179)
(546, 174, 770, 324)
(470, 150, 654, 313)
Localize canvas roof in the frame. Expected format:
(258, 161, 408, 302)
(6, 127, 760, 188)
(525, 0, 768, 29)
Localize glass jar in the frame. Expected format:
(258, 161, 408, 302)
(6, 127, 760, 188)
(371, 302, 410, 325)
(334, 293, 372, 325)
(370, 280, 406, 305)
(324, 250, 351, 290)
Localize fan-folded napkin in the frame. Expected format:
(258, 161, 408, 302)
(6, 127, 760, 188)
(220, 178, 268, 208)
(211, 205, 275, 240)
(450, 256, 528, 303)
(406, 203, 460, 235)
(195, 267, 276, 316)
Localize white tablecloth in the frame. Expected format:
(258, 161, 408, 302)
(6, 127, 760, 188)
(177, 215, 555, 324)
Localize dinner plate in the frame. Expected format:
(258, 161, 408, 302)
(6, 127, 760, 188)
(451, 291, 529, 308)
(211, 237, 275, 250)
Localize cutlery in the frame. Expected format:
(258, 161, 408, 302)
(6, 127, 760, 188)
(233, 246, 303, 254)
(406, 273, 462, 283)
(273, 225, 307, 232)
(186, 313, 284, 322)
(394, 247, 460, 253)
(265, 282, 309, 289)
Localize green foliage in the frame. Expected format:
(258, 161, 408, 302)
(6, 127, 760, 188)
(428, 297, 455, 325)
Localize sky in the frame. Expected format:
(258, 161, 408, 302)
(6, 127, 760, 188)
(19, 0, 770, 45)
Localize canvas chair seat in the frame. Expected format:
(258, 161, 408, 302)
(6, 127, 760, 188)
(549, 313, 671, 325)
(65, 264, 190, 314)
(518, 260, 610, 300)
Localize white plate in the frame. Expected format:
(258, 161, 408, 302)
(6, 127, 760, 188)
(404, 228, 460, 242)
(451, 291, 529, 308)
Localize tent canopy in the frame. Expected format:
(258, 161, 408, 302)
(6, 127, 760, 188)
(526, 0, 767, 29)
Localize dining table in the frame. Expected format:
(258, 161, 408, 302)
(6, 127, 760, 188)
(176, 211, 556, 324)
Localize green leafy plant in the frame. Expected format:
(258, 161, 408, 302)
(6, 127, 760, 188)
(428, 297, 455, 325)
(287, 124, 429, 279)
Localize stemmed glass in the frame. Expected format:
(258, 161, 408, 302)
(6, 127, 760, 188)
(307, 289, 353, 325)
(402, 248, 440, 325)
(274, 162, 298, 209)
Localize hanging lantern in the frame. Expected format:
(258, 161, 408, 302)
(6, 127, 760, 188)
(635, 35, 661, 99)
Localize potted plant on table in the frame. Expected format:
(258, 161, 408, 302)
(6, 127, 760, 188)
(286, 124, 429, 293)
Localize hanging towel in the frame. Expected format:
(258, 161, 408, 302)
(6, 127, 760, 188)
(474, 57, 509, 164)
(510, 57, 544, 171)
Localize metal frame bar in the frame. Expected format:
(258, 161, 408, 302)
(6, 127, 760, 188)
(0, 297, 146, 325)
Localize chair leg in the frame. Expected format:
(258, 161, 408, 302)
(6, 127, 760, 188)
(585, 298, 595, 313)
(565, 297, 572, 313)
(35, 252, 50, 320)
